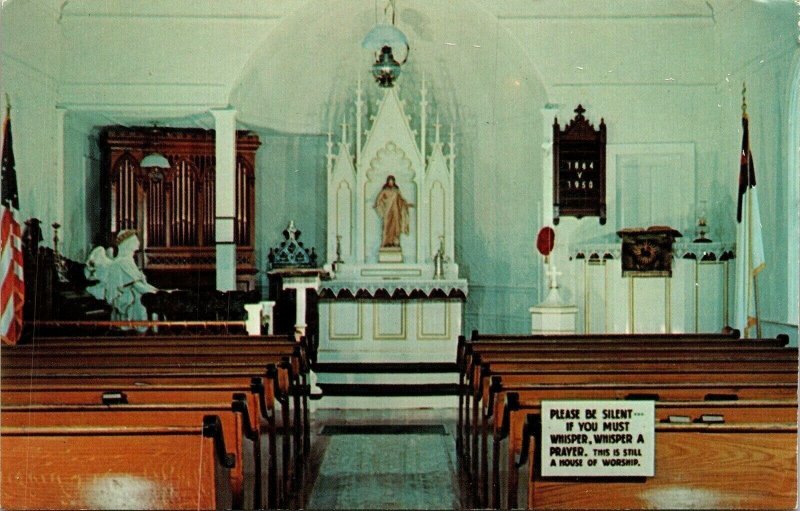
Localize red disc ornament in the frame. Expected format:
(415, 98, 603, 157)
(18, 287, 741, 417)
(536, 227, 555, 256)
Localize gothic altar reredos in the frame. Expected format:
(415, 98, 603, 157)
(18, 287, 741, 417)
(318, 81, 468, 363)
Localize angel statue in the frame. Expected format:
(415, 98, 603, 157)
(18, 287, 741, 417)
(84, 230, 157, 324)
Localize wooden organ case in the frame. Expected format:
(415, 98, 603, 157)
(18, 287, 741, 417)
(100, 127, 261, 290)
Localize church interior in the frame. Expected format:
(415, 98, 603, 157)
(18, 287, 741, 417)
(1, 0, 799, 509)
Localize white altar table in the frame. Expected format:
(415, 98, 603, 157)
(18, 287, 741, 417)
(317, 279, 467, 363)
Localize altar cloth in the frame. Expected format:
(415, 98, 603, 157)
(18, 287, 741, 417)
(318, 279, 468, 300)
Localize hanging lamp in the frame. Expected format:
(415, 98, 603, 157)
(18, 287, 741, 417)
(362, 1, 409, 87)
(140, 125, 170, 169)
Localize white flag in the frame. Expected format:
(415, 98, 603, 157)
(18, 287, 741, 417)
(733, 112, 765, 338)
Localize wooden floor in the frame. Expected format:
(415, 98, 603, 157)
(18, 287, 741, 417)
(301, 408, 471, 510)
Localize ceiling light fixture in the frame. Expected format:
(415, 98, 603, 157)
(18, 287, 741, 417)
(140, 125, 171, 170)
(362, 1, 409, 88)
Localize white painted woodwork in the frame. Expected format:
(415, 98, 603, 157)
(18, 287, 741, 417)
(530, 304, 578, 334)
(574, 256, 733, 334)
(319, 82, 467, 369)
(318, 299, 462, 363)
(211, 108, 237, 291)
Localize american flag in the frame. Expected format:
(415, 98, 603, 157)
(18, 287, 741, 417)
(1, 106, 24, 345)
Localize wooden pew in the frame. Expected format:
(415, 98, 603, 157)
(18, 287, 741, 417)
(2, 341, 309, 425)
(1, 372, 293, 509)
(13, 335, 309, 353)
(499, 396, 798, 509)
(457, 331, 785, 369)
(2, 342, 310, 471)
(458, 332, 784, 364)
(455, 333, 786, 444)
(2, 399, 259, 510)
(481, 381, 797, 509)
(469, 360, 799, 452)
(455, 333, 797, 509)
(461, 348, 797, 449)
(461, 356, 797, 506)
(519, 417, 797, 509)
(1, 416, 235, 510)
(461, 353, 798, 485)
(469, 330, 744, 342)
(3, 331, 312, 509)
(20, 333, 295, 345)
(457, 341, 795, 459)
(458, 338, 789, 373)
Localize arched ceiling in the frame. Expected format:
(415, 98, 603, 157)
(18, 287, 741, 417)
(230, 0, 547, 135)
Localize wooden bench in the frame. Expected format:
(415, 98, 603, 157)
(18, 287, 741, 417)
(456, 335, 797, 456)
(474, 380, 797, 508)
(456, 333, 787, 437)
(1, 372, 295, 509)
(3, 328, 316, 508)
(455, 332, 798, 509)
(2, 342, 311, 475)
(469, 330, 744, 342)
(462, 353, 798, 479)
(499, 397, 798, 509)
(0, 358, 305, 461)
(520, 418, 797, 509)
(458, 337, 789, 376)
(20, 333, 296, 345)
(468, 359, 798, 452)
(2, 399, 259, 510)
(457, 341, 797, 507)
(1, 416, 235, 510)
(461, 348, 797, 441)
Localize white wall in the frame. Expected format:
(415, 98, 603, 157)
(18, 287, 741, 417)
(1, 0, 796, 337)
(62, 112, 101, 261)
(714, 1, 798, 343)
(1, 0, 61, 246)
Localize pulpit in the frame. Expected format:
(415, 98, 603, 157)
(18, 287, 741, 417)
(266, 223, 325, 342)
(318, 81, 467, 364)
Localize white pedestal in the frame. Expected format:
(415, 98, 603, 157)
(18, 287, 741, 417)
(530, 304, 578, 334)
(244, 301, 276, 336)
(378, 247, 403, 263)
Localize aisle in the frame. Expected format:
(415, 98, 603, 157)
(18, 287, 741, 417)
(304, 409, 463, 510)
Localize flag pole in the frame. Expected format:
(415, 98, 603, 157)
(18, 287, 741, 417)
(742, 82, 761, 338)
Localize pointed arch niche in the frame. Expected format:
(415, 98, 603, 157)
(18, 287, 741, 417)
(230, 0, 551, 343)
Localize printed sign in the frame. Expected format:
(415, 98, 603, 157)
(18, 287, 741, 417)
(541, 400, 655, 477)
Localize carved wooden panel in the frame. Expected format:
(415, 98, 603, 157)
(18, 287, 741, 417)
(553, 105, 607, 225)
(101, 127, 260, 289)
(618, 227, 682, 277)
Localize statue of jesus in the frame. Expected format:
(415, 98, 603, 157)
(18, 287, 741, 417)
(374, 175, 413, 248)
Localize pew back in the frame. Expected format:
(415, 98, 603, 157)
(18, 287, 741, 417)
(1, 418, 234, 511)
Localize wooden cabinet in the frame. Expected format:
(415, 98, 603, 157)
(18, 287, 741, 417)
(553, 105, 607, 225)
(100, 127, 260, 289)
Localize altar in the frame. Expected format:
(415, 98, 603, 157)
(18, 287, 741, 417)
(318, 79, 467, 364)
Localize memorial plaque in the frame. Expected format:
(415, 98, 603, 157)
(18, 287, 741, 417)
(541, 400, 655, 477)
(552, 105, 607, 225)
